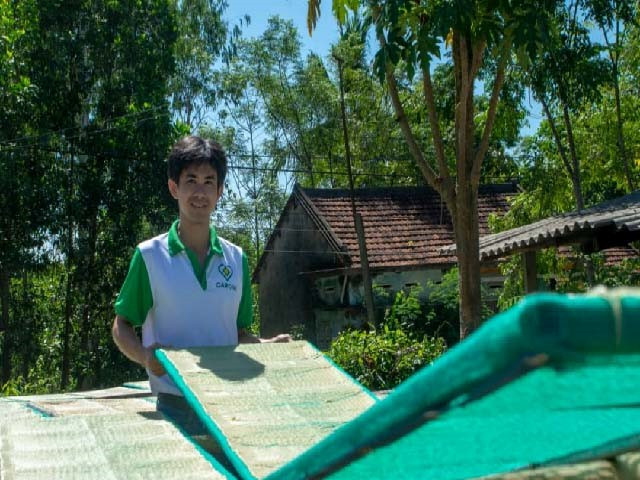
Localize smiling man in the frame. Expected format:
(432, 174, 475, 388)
(112, 136, 289, 427)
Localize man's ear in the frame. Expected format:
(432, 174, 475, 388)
(217, 183, 224, 201)
(168, 178, 179, 199)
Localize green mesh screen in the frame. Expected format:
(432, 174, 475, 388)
(268, 292, 640, 480)
(156, 341, 377, 479)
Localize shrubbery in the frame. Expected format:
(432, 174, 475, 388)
(327, 286, 447, 391)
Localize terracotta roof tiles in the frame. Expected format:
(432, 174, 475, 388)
(298, 184, 517, 270)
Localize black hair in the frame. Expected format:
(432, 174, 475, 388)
(167, 136, 227, 189)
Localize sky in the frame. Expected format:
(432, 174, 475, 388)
(225, 0, 339, 59)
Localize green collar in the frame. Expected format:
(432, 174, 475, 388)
(167, 219, 223, 257)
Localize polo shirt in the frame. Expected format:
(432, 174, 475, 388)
(115, 220, 253, 394)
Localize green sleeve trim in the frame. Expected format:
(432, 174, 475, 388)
(114, 248, 153, 326)
(236, 252, 253, 329)
(155, 349, 257, 480)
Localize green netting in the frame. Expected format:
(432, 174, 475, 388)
(268, 292, 640, 480)
(474, 460, 618, 480)
(0, 412, 233, 480)
(121, 381, 151, 392)
(156, 341, 377, 480)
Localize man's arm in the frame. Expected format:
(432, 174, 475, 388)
(236, 252, 291, 344)
(237, 328, 291, 344)
(112, 315, 166, 376)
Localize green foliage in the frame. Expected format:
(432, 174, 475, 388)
(289, 324, 306, 341)
(328, 285, 446, 390)
(384, 287, 423, 331)
(328, 327, 446, 391)
(496, 248, 640, 311)
(0, 0, 188, 393)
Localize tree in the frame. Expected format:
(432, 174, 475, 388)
(169, 0, 245, 130)
(0, 0, 179, 391)
(0, 0, 58, 384)
(308, 0, 560, 337)
(526, 1, 610, 210)
(585, 0, 637, 191)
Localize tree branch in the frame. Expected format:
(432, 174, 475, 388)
(422, 68, 450, 181)
(385, 65, 442, 194)
(540, 95, 574, 178)
(472, 38, 509, 183)
(456, 35, 473, 182)
(470, 40, 485, 80)
(373, 26, 443, 196)
(561, 101, 583, 209)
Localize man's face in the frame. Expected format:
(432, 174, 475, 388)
(168, 163, 223, 225)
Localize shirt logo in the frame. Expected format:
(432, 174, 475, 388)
(218, 264, 233, 281)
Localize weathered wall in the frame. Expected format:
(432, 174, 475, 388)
(312, 268, 506, 348)
(258, 200, 341, 341)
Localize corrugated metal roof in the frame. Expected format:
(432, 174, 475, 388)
(442, 191, 640, 260)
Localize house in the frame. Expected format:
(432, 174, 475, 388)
(253, 183, 519, 348)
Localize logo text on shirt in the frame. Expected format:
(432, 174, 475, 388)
(216, 281, 237, 291)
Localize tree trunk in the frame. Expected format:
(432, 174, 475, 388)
(76, 209, 98, 389)
(61, 150, 74, 390)
(454, 185, 482, 339)
(612, 62, 634, 191)
(603, 19, 634, 192)
(561, 103, 584, 210)
(0, 271, 11, 384)
(61, 269, 72, 389)
(21, 270, 30, 380)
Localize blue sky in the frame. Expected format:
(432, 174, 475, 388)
(225, 0, 339, 59)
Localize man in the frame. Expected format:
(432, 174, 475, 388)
(112, 136, 288, 427)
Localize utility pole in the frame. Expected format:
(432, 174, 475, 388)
(335, 54, 376, 327)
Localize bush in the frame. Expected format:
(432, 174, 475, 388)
(328, 286, 447, 391)
(328, 327, 446, 391)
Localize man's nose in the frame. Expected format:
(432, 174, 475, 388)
(193, 183, 207, 195)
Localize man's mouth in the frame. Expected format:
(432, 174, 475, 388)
(190, 201, 208, 209)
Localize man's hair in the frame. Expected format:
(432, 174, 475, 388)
(167, 136, 227, 189)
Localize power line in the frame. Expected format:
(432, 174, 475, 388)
(0, 107, 169, 148)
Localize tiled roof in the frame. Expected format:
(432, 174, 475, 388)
(442, 190, 640, 261)
(602, 246, 640, 266)
(297, 184, 517, 270)
(556, 245, 639, 267)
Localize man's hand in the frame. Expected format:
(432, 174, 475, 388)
(261, 333, 292, 343)
(144, 343, 167, 376)
(238, 329, 292, 344)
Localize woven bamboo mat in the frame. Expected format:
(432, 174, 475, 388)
(2, 384, 155, 418)
(0, 412, 231, 480)
(26, 396, 157, 417)
(157, 341, 377, 479)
